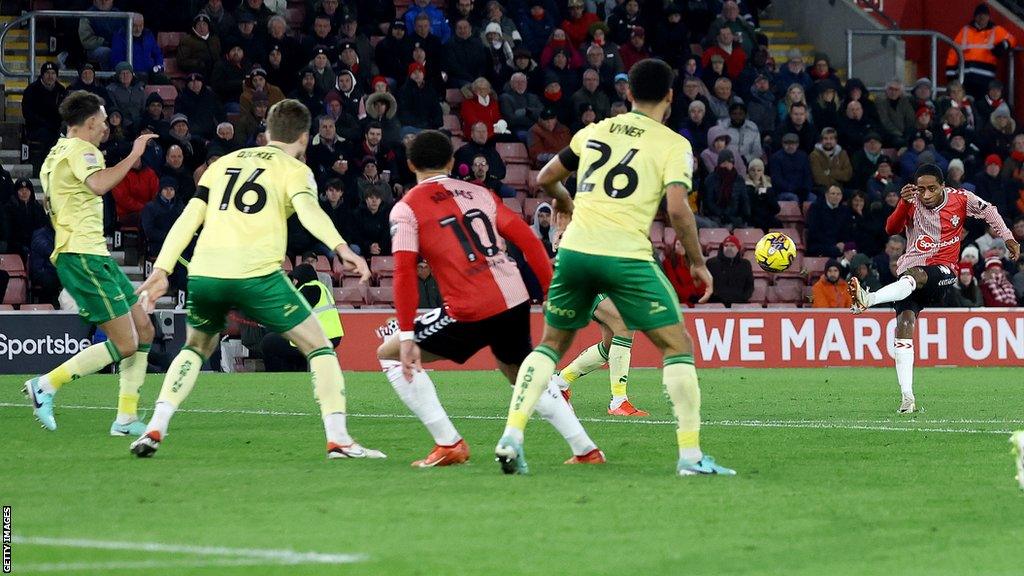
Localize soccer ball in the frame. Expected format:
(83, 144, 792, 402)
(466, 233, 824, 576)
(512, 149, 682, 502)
(754, 232, 797, 273)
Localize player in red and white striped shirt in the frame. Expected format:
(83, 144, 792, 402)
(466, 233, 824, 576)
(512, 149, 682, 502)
(376, 130, 603, 467)
(849, 164, 1020, 412)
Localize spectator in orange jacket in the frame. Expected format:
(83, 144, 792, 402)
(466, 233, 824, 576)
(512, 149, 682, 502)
(527, 107, 570, 167)
(111, 156, 158, 227)
(811, 259, 853, 308)
(946, 3, 1017, 100)
(662, 239, 705, 307)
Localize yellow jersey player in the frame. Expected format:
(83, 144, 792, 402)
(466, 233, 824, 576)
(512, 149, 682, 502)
(496, 59, 735, 476)
(24, 91, 159, 436)
(130, 99, 385, 460)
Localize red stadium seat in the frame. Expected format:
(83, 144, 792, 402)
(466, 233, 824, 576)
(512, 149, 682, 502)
(777, 201, 802, 224)
(527, 169, 543, 194)
(156, 32, 183, 55)
(523, 197, 547, 223)
(733, 227, 763, 249)
(698, 228, 729, 251)
(773, 251, 806, 280)
(371, 256, 395, 277)
(801, 256, 830, 278)
(767, 278, 806, 304)
(731, 303, 764, 309)
(20, 303, 54, 311)
(333, 286, 365, 308)
(0, 304, 13, 310)
(505, 164, 530, 192)
(443, 114, 462, 136)
(3, 277, 27, 305)
(341, 275, 364, 288)
(502, 196, 524, 215)
(751, 278, 768, 304)
(144, 84, 177, 105)
(163, 57, 180, 77)
(366, 286, 394, 305)
(741, 251, 769, 278)
(0, 253, 26, 278)
(295, 255, 331, 273)
(332, 258, 365, 281)
(496, 142, 529, 165)
(378, 276, 394, 287)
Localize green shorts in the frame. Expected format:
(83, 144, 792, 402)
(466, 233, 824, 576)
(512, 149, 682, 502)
(545, 248, 681, 331)
(56, 253, 138, 324)
(187, 270, 312, 334)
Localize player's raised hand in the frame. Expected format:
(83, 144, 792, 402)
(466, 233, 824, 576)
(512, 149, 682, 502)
(899, 184, 918, 203)
(135, 268, 169, 312)
(336, 243, 371, 283)
(399, 339, 422, 382)
(693, 264, 714, 303)
(130, 133, 160, 158)
(1007, 238, 1020, 261)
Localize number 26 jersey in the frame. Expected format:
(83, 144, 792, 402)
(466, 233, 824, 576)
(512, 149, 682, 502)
(190, 146, 322, 279)
(560, 111, 694, 262)
(390, 175, 530, 322)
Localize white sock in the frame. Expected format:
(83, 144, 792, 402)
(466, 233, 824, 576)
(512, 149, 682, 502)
(380, 359, 460, 445)
(894, 339, 915, 398)
(869, 275, 916, 307)
(534, 381, 597, 456)
(324, 412, 353, 445)
(551, 372, 569, 391)
(609, 395, 628, 410)
(146, 401, 176, 437)
(115, 414, 139, 425)
(38, 375, 56, 394)
(680, 447, 703, 462)
(501, 426, 524, 444)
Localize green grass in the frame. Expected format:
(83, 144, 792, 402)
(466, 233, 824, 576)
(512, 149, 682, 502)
(2, 367, 1023, 575)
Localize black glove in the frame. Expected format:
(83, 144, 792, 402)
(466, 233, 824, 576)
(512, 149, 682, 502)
(992, 41, 1010, 58)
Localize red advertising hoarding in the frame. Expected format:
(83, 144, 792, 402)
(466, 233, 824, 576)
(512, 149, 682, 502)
(334, 308, 1024, 370)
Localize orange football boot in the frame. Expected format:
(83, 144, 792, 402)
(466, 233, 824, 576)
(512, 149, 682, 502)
(564, 448, 606, 464)
(412, 439, 470, 467)
(607, 399, 649, 417)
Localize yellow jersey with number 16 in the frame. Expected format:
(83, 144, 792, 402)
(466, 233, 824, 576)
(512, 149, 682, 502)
(558, 111, 693, 262)
(39, 137, 109, 262)
(189, 145, 322, 279)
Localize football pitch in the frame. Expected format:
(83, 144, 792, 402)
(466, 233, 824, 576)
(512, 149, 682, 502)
(1, 367, 1022, 575)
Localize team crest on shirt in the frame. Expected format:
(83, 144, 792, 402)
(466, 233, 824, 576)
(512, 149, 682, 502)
(950, 215, 960, 227)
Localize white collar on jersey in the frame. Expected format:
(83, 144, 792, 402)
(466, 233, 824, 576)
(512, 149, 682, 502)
(419, 174, 448, 184)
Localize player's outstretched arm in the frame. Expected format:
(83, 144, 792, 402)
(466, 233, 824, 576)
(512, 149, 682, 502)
(291, 192, 371, 278)
(537, 151, 575, 225)
(665, 183, 713, 303)
(83, 134, 159, 195)
(496, 203, 554, 293)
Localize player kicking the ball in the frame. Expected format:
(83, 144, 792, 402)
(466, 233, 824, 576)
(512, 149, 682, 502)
(131, 99, 384, 460)
(848, 164, 1019, 413)
(495, 59, 732, 477)
(25, 91, 158, 436)
(377, 130, 603, 468)
(552, 295, 649, 416)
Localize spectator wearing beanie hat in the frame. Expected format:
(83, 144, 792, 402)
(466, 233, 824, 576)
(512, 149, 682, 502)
(68, 62, 110, 104)
(447, 18, 490, 89)
(866, 155, 903, 202)
(178, 13, 221, 79)
(211, 41, 250, 110)
(702, 149, 750, 228)
(518, 0, 557, 57)
(953, 261, 984, 307)
(811, 259, 852, 308)
(176, 72, 226, 140)
(971, 154, 1012, 219)
(769, 132, 814, 202)
(706, 235, 754, 306)
(141, 177, 184, 260)
(981, 256, 1018, 306)
(4, 179, 47, 258)
(528, 106, 570, 168)
(397, 62, 443, 134)
(560, 0, 598, 50)
(107, 61, 146, 129)
(980, 103, 1016, 157)
(240, 66, 285, 117)
(111, 155, 159, 227)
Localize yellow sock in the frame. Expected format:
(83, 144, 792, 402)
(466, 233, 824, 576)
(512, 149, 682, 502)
(560, 342, 607, 383)
(664, 355, 701, 459)
(156, 346, 204, 408)
(43, 340, 120, 391)
(116, 344, 150, 421)
(506, 345, 560, 431)
(608, 336, 632, 398)
(309, 348, 346, 416)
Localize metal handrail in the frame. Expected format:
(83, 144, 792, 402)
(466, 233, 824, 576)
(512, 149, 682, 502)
(0, 10, 133, 86)
(853, 0, 900, 30)
(846, 29, 964, 93)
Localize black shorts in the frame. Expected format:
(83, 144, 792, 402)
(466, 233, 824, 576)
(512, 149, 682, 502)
(893, 265, 957, 315)
(414, 302, 533, 365)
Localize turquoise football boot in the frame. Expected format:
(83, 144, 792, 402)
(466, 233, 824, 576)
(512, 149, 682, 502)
(677, 455, 736, 476)
(110, 419, 148, 437)
(23, 377, 56, 431)
(495, 436, 529, 475)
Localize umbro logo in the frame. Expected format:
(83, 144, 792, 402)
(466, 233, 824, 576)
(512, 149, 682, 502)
(649, 302, 668, 314)
(283, 304, 299, 316)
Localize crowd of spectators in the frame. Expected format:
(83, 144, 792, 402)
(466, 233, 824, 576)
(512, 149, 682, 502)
(6, 0, 1024, 309)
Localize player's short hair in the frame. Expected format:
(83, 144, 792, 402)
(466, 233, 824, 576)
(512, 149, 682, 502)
(407, 130, 453, 171)
(627, 59, 673, 104)
(266, 99, 311, 144)
(59, 90, 105, 127)
(914, 163, 945, 184)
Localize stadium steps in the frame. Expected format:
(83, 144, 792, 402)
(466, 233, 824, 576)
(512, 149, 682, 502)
(760, 18, 847, 80)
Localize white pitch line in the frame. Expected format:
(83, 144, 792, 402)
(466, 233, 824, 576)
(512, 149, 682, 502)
(13, 536, 366, 565)
(0, 402, 1018, 434)
(12, 558, 294, 573)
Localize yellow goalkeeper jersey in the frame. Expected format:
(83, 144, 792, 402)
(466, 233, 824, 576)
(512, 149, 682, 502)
(39, 137, 109, 262)
(188, 146, 324, 279)
(559, 111, 694, 262)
